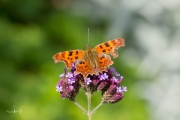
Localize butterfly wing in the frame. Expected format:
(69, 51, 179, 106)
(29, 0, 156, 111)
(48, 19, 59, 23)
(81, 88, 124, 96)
(96, 54, 114, 73)
(93, 38, 125, 58)
(75, 59, 94, 78)
(53, 50, 85, 69)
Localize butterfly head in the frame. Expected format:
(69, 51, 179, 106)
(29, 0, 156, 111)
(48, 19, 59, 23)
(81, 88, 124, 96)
(86, 44, 91, 51)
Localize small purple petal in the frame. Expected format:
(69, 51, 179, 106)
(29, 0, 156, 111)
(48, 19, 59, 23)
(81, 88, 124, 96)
(69, 85, 74, 90)
(73, 72, 77, 76)
(99, 74, 104, 80)
(116, 86, 122, 93)
(56, 84, 62, 92)
(104, 73, 108, 79)
(99, 73, 109, 80)
(115, 76, 123, 85)
(122, 86, 127, 92)
(109, 68, 120, 77)
(115, 72, 120, 77)
(109, 68, 116, 72)
(120, 76, 123, 80)
(68, 78, 75, 84)
(72, 63, 75, 68)
(66, 72, 73, 78)
(112, 77, 118, 82)
(86, 77, 92, 85)
(59, 73, 64, 78)
(71, 63, 76, 72)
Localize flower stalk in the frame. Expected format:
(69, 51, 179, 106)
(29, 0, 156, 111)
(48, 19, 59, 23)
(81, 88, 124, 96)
(86, 92, 92, 120)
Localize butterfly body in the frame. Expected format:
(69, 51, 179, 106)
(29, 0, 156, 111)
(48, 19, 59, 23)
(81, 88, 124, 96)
(53, 38, 125, 78)
(76, 46, 101, 76)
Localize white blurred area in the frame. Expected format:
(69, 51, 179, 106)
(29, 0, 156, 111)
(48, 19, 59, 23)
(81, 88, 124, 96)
(69, 0, 180, 120)
(109, 1, 180, 120)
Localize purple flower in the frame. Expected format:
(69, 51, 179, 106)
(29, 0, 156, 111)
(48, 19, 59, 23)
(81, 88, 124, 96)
(116, 86, 127, 94)
(119, 76, 123, 81)
(55, 76, 80, 100)
(109, 67, 120, 76)
(116, 86, 122, 93)
(67, 78, 75, 84)
(99, 73, 108, 80)
(109, 68, 116, 72)
(122, 86, 127, 92)
(71, 62, 76, 72)
(111, 77, 118, 82)
(115, 72, 120, 77)
(66, 72, 73, 78)
(55, 66, 127, 103)
(86, 77, 92, 85)
(69, 85, 74, 90)
(56, 84, 62, 92)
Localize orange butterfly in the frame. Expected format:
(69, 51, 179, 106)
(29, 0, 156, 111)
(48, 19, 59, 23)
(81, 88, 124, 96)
(53, 38, 125, 78)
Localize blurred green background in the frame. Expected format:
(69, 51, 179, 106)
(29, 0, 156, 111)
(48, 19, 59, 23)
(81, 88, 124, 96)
(1, 0, 180, 120)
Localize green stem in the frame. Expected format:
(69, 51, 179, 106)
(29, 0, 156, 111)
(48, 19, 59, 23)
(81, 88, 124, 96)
(73, 100, 87, 114)
(86, 92, 92, 120)
(91, 100, 104, 114)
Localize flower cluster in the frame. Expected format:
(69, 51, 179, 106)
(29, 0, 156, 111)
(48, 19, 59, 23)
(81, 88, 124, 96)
(56, 66, 127, 103)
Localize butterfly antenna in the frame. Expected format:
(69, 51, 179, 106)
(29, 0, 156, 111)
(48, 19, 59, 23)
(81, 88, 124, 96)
(75, 32, 86, 47)
(87, 28, 90, 46)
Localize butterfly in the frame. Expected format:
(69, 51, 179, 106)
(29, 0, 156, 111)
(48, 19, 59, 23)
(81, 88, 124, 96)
(53, 38, 125, 78)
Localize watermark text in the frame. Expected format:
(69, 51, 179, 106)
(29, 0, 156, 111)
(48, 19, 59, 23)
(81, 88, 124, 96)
(7, 105, 23, 114)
